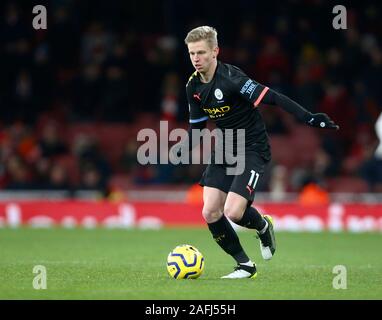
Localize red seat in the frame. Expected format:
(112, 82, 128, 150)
(269, 135, 299, 169)
(290, 128, 320, 165)
(326, 176, 369, 193)
(109, 174, 133, 190)
(53, 154, 80, 185)
(65, 123, 135, 170)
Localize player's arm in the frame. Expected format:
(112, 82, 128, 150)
(171, 117, 207, 159)
(171, 84, 208, 158)
(260, 89, 339, 130)
(184, 82, 208, 150)
(231, 67, 339, 130)
(184, 120, 207, 150)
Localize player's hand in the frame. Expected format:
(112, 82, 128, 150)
(306, 113, 339, 130)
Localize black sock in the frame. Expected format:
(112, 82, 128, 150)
(236, 206, 266, 231)
(207, 215, 250, 264)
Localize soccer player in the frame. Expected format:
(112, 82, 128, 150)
(175, 26, 339, 279)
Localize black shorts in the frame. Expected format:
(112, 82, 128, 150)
(199, 150, 270, 204)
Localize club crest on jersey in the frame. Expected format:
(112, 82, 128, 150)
(214, 88, 223, 100)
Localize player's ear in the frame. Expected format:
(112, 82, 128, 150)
(213, 46, 219, 59)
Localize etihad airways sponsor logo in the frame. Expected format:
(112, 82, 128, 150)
(203, 105, 231, 117)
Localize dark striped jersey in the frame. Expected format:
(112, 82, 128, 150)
(186, 61, 271, 161)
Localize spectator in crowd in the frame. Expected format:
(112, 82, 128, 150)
(269, 164, 288, 201)
(44, 163, 71, 190)
(78, 163, 107, 194)
(37, 121, 68, 158)
(359, 112, 382, 192)
(298, 177, 330, 206)
(4, 155, 33, 190)
(73, 135, 111, 188)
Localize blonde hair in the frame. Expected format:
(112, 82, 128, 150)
(184, 26, 218, 48)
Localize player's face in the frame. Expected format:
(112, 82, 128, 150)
(188, 40, 218, 74)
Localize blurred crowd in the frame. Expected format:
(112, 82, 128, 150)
(0, 0, 381, 197)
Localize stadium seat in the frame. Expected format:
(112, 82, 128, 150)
(109, 174, 133, 190)
(66, 123, 134, 170)
(326, 176, 369, 193)
(290, 127, 320, 165)
(53, 154, 81, 185)
(269, 135, 299, 169)
(98, 124, 132, 168)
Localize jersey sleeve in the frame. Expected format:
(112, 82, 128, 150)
(186, 82, 208, 123)
(229, 66, 269, 107)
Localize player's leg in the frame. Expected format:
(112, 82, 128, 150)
(209, 191, 256, 279)
(201, 186, 226, 223)
(202, 187, 251, 264)
(200, 160, 257, 278)
(226, 192, 275, 260)
(224, 192, 265, 230)
(229, 151, 276, 260)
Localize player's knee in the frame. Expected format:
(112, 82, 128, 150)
(223, 205, 243, 223)
(202, 207, 223, 223)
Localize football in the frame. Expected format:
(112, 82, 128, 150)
(167, 244, 205, 279)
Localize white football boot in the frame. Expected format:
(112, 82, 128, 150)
(221, 264, 257, 279)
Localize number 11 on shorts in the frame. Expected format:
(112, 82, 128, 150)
(248, 170, 260, 189)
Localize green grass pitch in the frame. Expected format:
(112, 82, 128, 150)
(1, 227, 381, 299)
